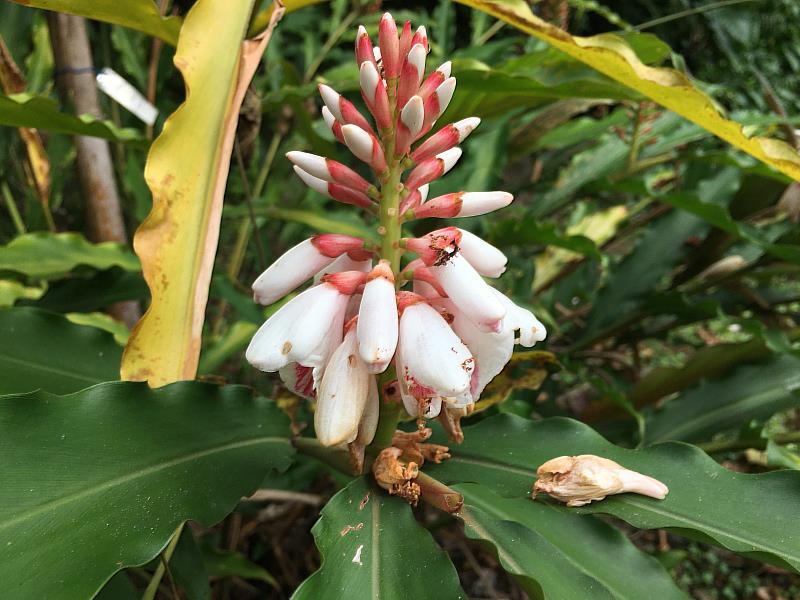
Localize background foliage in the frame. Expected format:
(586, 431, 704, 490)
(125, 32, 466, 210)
(1, 0, 799, 598)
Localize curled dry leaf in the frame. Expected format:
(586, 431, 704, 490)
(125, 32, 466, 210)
(532, 454, 668, 507)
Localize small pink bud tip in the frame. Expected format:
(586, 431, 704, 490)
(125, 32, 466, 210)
(411, 117, 480, 162)
(293, 165, 373, 209)
(411, 25, 428, 51)
(420, 77, 457, 136)
(414, 191, 512, 219)
(396, 290, 427, 313)
(342, 124, 388, 173)
(397, 43, 427, 109)
(399, 20, 413, 58)
(399, 188, 422, 214)
(404, 148, 462, 190)
(311, 234, 366, 258)
(321, 106, 345, 143)
(367, 260, 395, 282)
(418, 62, 451, 99)
(359, 62, 392, 129)
(404, 261, 448, 297)
(355, 25, 376, 67)
(321, 270, 368, 295)
(409, 192, 462, 219)
(378, 13, 400, 79)
(404, 227, 461, 266)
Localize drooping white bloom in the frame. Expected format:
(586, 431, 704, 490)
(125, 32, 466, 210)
(355, 376, 380, 445)
(356, 261, 398, 374)
(397, 294, 474, 398)
(314, 328, 371, 446)
(456, 228, 507, 278)
(395, 339, 443, 419)
(490, 287, 547, 347)
(251, 238, 337, 305)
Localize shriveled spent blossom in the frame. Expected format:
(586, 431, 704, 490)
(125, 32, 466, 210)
(533, 455, 669, 507)
(245, 13, 546, 480)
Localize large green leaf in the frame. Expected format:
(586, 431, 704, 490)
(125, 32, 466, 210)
(293, 477, 466, 600)
(0, 381, 294, 600)
(427, 414, 800, 571)
(0, 232, 140, 279)
(0, 307, 121, 394)
(644, 354, 800, 443)
(7, 0, 181, 45)
(0, 94, 144, 143)
(457, 484, 687, 600)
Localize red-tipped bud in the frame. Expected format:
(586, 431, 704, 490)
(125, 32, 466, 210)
(411, 25, 428, 51)
(360, 61, 392, 130)
(397, 43, 426, 109)
(321, 106, 345, 143)
(396, 95, 425, 156)
(319, 84, 375, 136)
(293, 166, 374, 209)
(412, 192, 462, 219)
(403, 227, 461, 266)
(412, 191, 513, 219)
(287, 151, 372, 194)
(367, 260, 395, 282)
(342, 124, 388, 173)
(418, 62, 451, 99)
(378, 13, 400, 79)
(396, 290, 427, 313)
(399, 20, 413, 58)
(311, 234, 367, 259)
(355, 25, 376, 68)
(404, 148, 461, 190)
(404, 259, 448, 297)
(399, 188, 422, 214)
(420, 77, 457, 137)
(321, 270, 368, 295)
(411, 117, 480, 162)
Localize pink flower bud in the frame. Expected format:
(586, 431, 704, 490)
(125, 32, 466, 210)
(311, 233, 369, 260)
(378, 12, 400, 79)
(341, 124, 388, 173)
(321, 106, 345, 143)
(293, 166, 373, 209)
(355, 25, 376, 68)
(397, 44, 426, 110)
(411, 117, 481, 162)
(404, 259, 448, 297)
(418, 62, 451, 99)
(321, 270, 368, 295)
(399, 20, 413, 59)
(404, 148, 461, 190)
(411, 25, 428, 51)
(396, 95, 425, 156)
(359, 61, 391, 129)
(403, 227, 461, 266)
(286, 151, 372, 193)
(421, 77, 456, 136)
(411, 191, 512, 219)
(318, 84, 375, 136)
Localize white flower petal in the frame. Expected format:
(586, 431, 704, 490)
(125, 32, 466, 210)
(490, 288, 547, 346)
(355, 376, 380, 445)
(430, 253, 506, 332)
(286, 151, 331, 181)
(456, 229, 507, 278)
(314, 329, 371, 446)
(357, 276, 398, 373)
(398, 302, 474, 397)
(251, 238, 335, 305)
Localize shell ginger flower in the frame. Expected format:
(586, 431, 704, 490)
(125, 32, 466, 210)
(533, 455, 669, 507)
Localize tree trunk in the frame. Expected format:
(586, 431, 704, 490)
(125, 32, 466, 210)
(48, 13, 141, 328)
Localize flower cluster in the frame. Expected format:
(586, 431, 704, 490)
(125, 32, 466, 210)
(246, 13, 546, 456)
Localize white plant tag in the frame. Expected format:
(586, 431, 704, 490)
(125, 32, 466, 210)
(95, 67, 158, 126)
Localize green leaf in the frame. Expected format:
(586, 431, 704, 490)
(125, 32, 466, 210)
(202, 545, 278, 588)
(171, 528, 211, 600)
(644, 354, 800, 443)
(767, 441, 800, 470)
(29, 269, 147, 313)
(0, 94, 144, 143)
(7, 0, 181, 45)
(458, 483, 687, 599)
(0, 381, 294, 600)
(0, 279, 45, 307)
(0, 232, 140, 279)
(0, 307, 122, 394)
(66, 311, 129, 345)
(293, 477, 466, 600)
(427, 414, 800, 571)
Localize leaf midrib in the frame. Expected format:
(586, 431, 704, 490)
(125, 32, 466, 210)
(448, 454, 800, 567)
(0, 351, 110, 385)
(0, 435, 289, 532)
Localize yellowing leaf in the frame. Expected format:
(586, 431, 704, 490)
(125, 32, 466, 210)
(121, 0, 276, 385)
(455, 0, 800, 181)
(9, 0, 181, 45)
